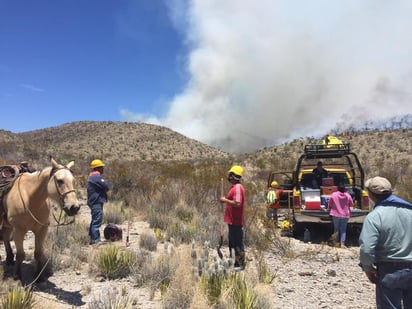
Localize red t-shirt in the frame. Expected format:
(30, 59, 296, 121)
(224, 183, 245, 226)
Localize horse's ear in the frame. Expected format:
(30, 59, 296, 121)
(51, 157, 59, 169)
(67, 161, 75, 169)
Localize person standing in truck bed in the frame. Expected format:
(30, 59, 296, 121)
(312, 161, 328, 188)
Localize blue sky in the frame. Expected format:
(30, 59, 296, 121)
(1, 1, 186, 130)
(1, 1, 412, 153)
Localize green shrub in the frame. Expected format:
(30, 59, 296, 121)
(175, 204, 194, 222)
(46, 222, 89, 272)
(103, 201, 126, 224)
(256, 254, 277, 284)
(165, 222, 197, 244)
(200, 272, 226, 305)
(139, 232, 158, 251)
(0, 286, 34, 309)
(133, 253, 177, 300)
(97, 246, 136, 279)
(148, 206, 170, 230)
(88, 288, 133, 309)
(223, 273, 259, 309)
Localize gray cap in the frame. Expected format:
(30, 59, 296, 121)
(365, 176, 392, 194)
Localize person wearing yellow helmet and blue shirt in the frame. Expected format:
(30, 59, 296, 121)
(220, 165, 246, 270)
(87, 159, 110, 245)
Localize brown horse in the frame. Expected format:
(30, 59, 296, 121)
(1, 158, 80, 280)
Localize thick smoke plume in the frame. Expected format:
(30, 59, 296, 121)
(124, 1, 412, 153)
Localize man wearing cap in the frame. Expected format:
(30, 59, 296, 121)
(220, 165, 246, 270)
(359, 176, 412, 308)
(87, 159, 110, 245)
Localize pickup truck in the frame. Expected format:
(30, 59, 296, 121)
(267, 143, 370, 235)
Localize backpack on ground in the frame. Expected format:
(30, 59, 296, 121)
(103, 223, 123, 241)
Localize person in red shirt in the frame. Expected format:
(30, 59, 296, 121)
(220, 165, 246, 270)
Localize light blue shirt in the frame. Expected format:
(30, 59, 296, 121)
(359, 195, 412, 271)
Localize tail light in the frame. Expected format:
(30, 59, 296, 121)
(293, 195, 301, 209)
(362, 195, 370, 210)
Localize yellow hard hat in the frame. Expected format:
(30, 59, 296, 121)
(90, 159, 105, 169)
(228, 165, 243, 177)
(280, 220, 291, 230)
(271, 181, 279, 188)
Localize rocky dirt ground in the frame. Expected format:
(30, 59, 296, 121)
(0, 205, 376, 309)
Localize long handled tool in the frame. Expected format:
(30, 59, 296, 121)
(125, 203, 131, 247)
(217, 177, 224, 259)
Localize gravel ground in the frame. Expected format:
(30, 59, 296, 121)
(264, 236, 376, 309)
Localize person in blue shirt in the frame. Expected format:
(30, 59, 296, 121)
(359, 176, 412, 309)
(87, 159, 110, 245)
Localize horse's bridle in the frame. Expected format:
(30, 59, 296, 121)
(50, 167, 76, 209)
(15, 166, 77, 227)
(49, 167, 78, 226)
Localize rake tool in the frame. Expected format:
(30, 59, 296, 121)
(217, 177, 224, 259)
(126, 203, 131, 247)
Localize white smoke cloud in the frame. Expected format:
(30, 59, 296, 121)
(124, 0, 412, 153)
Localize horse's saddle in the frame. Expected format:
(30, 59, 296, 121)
(0, 165, 21, 229)
(0, 165, 20, 193)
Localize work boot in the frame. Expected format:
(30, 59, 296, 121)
(234, 250, 246, 270)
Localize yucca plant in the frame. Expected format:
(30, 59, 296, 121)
(0, 286, 35, 309)
(97, 245, 136, 279)
(223, 273, 259, 309)
(256, 254, 277, 284)
(200, 272, 226, 305)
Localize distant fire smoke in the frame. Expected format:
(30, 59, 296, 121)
(123, 0, 412, 153)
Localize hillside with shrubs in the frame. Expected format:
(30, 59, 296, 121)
(0, 121, 411, 308)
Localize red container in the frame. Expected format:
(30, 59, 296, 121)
(305, 196, 321, 210)
(322, 177, 334, 186)
(320, 186, 338, 195)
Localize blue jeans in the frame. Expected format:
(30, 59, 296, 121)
(89, 204, 103, 244)
(376, 262, 412, 309)
(332, 216, 348, 244)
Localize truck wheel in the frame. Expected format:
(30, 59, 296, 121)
(293, 222, 305, 237)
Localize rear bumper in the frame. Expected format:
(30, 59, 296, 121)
(293, 209, 368, 224)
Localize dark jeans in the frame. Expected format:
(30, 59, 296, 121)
(377, 262, 412, 309)
(228, 224, 245, 268)
(266, 208, 278, 222)
(89, 204, 103, 244)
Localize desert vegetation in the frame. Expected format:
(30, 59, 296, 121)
(0, 122, 411, 307)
